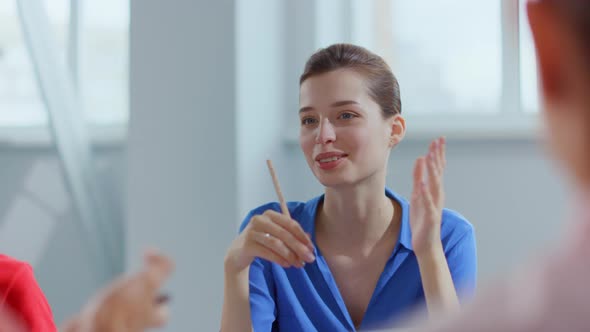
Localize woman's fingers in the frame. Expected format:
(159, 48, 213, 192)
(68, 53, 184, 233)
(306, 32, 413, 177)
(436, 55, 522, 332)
(255, 214, 315, 264)
(418, 177, 436, 213)
(414, 156, 438, 209)
(242, 211, 316, 269)
(251, 233, 300, 267)
(439, 137, 446, 170)
(264, 210, 314, 252)
(427, 149, 440, 180)
(422, 137, 446, 207)
(430, 138, 443, 173)
(252, 241, 292, 268)
(428, 137, 446, 174)
(413, 156, 426, 193)
(426, 152, 442, 203)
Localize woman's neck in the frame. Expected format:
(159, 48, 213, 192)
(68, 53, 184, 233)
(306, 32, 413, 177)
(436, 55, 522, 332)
(317, 177, 397, 249)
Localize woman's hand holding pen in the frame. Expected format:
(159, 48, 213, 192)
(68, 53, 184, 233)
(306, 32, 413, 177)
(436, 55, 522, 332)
(224, 160, 315, 275)
(222, 160, 312, 331)
(224, 210, 316, 274)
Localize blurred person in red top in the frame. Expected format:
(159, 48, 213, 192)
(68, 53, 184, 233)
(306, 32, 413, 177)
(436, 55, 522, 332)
(0, 254, 56, 331)
(0, 250, 172, 332)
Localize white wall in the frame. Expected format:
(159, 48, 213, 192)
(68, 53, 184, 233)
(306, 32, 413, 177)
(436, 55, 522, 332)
(236, 0, 286, 219)
(127, 0, 238, 331)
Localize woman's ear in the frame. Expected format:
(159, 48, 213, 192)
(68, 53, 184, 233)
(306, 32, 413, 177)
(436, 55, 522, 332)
(389, 114, 406, 148)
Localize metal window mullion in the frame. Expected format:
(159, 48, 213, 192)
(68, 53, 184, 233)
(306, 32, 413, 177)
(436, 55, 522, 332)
(501, 0, 522, 116)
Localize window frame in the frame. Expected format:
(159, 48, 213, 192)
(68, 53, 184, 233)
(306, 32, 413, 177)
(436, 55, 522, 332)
(0, 0, 128, 146)
(283, 0, 540, 142)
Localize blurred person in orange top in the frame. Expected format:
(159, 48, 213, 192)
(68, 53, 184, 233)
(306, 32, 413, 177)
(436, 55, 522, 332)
(410, 0, 590, 331)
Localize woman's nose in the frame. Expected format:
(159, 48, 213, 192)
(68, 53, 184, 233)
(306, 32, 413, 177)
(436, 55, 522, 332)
(315, 118, 336, 144)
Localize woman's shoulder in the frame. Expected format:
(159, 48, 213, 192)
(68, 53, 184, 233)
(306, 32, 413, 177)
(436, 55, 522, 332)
(440, 208, 475, 245)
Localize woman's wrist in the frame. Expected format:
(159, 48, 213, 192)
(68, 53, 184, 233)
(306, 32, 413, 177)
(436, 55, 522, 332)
(221, 255, 252, 332)
(224, 265, 250, 291)
(414, 239, 460, 314)
(414, 240, 445, 263)
(223, 251, 248, 276)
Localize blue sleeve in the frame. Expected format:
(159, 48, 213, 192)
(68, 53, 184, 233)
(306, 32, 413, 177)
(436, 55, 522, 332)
(239, 208, 278, 332)
(249, 258, 277, 331)
(445, 227, 477, 300)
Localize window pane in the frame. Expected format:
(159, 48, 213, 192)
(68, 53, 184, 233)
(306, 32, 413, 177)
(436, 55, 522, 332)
(0, 1, 50, 126)
(377, 1, 502, 114)
(44, 0, 70, 45)
(519, 0, 540, 113)
(0, 1, 128, 128)
(81, 0, 129, 125)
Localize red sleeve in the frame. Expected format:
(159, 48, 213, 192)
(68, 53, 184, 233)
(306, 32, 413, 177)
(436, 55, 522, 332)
(1, 262, 57, 332)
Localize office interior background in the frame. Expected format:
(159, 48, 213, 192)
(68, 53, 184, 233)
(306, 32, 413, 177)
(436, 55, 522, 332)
(0, 0, 569, 330)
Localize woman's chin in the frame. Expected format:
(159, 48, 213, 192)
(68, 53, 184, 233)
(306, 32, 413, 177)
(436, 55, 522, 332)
(315, 174, 355, 188)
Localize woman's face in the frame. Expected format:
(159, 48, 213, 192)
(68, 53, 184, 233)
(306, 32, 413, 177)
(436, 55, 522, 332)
(299, 69, 403, 188)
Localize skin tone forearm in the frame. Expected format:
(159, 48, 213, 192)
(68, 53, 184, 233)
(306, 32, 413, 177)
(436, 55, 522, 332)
(220, 264, 253, 332)
(416, 245, 460, 316)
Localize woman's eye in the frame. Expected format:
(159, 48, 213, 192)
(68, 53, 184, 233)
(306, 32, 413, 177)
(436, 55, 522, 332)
(301, 117, 318, 125)
(339, 112, 356, 120)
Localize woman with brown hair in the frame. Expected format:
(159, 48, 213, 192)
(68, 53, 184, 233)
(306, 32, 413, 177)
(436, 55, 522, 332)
(221, 43, 477, 331)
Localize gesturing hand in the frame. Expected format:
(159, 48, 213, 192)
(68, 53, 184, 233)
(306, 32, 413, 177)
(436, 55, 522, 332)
(410, 137, 446, 257)
(61, 249, 174, 332)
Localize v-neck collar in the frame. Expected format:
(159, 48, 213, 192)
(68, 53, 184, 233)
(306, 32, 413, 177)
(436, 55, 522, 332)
(300, 188, 414, 330)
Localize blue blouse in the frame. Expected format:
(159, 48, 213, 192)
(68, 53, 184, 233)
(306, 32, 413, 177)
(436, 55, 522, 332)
(239, 188, 477, 331)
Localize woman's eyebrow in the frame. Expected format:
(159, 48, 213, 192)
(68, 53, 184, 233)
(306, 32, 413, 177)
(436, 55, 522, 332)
(299, 100, 360, 113)
(330, 100, 360, 108)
